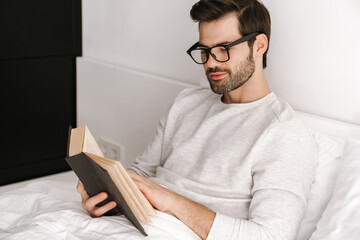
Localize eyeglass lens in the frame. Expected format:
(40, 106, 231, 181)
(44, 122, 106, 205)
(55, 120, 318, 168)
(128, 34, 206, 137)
(190, 46, 229, 64)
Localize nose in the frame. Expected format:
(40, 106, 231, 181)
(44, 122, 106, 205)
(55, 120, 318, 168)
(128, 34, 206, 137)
(204, 53, 221, 69)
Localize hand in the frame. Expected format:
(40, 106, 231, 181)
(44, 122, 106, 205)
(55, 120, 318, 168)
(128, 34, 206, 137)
(127, 171, 179, 212)
(128, 172, 215, 240)
(76, 180, 117, 217)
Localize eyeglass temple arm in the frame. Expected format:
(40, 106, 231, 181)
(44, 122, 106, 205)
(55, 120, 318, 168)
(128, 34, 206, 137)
(227, 32, 260, 48)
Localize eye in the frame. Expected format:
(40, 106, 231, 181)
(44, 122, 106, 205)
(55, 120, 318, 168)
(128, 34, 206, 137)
(199, 48, 209, 55)
(220, 47, 228, 52)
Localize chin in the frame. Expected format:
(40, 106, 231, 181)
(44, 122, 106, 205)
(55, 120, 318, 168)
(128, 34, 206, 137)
(210, 85, 226, 94)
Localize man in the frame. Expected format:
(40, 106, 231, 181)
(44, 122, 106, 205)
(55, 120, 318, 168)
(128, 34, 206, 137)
(77, 0, 318, 239)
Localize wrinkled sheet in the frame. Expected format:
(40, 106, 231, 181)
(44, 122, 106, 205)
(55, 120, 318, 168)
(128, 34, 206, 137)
(0, 180, 200, 240)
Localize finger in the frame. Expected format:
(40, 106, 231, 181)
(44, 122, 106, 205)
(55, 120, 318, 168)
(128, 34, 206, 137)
(127, 170, 139, 179)
(91, 201, 117, 217)
(128, 171, 147, 184)
(84, 192, 108, 211)
(76, 180, 90, 201)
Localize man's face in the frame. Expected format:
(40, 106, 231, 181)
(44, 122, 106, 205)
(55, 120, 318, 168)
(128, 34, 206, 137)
(199, 13, 255, 94)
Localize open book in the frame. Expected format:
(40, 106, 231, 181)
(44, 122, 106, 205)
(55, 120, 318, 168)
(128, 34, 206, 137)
(65, 125, 156, 236)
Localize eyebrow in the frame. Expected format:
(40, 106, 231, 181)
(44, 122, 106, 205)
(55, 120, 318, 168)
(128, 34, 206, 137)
(198, 41, 232, 48)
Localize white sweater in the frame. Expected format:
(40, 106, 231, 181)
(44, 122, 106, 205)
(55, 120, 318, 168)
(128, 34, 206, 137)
(129, 87, 318, 240)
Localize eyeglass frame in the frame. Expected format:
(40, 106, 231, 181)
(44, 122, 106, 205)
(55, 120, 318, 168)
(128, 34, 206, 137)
(186, 32, 260, 64)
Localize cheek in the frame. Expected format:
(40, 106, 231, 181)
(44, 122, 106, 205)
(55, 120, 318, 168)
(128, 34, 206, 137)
(230, 46, 250, 61)
(229, 53, 244, 64)
(227, 54, 248, 72)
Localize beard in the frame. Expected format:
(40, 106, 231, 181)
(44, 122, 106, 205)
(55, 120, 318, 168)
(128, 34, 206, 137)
(206, 52, 255, 94)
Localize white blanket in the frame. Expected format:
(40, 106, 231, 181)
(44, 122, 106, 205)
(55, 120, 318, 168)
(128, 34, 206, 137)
(0, 180, 200, 240)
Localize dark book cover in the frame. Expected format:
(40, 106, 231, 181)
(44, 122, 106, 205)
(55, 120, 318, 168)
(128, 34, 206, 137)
(65, 130, 147, 236)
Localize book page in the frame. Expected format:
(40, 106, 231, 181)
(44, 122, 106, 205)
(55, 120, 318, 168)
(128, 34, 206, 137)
(114, 163, 153, 223)
(83, 126, 104, 157)
(115, 162, 156, 216)
(69, 126, 85, 157)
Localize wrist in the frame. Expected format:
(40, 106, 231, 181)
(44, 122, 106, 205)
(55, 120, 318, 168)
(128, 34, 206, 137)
(167, 191, 184, 214)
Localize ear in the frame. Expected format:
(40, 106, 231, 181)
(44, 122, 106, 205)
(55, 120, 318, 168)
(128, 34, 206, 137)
(253, 33, 268, 57)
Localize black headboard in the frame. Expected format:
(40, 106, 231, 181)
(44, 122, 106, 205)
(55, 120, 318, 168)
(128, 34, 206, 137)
(0, 0, 82, 185)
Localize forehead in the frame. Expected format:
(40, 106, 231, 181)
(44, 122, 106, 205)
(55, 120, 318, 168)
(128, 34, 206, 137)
(199, 12, 241, 46)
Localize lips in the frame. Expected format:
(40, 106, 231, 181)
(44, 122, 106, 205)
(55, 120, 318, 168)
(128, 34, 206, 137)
(209, 72, 228, 80)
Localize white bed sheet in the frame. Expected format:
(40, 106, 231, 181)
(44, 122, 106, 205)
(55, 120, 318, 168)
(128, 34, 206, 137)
(0, 171, 200, 240)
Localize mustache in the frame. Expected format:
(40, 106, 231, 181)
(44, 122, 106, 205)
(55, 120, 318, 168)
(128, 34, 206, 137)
(206, 67, 230, 74)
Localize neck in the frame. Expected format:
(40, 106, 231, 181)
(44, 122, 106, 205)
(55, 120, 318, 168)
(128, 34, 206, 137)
(221, 69, 270, 104)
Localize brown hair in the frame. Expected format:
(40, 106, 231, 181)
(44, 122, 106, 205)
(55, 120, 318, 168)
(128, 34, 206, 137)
(190, 0, 271, 68)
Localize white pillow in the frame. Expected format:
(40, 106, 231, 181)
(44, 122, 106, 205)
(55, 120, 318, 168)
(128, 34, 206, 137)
(309, 138, 360, 240)
(296, 131, 344, 240)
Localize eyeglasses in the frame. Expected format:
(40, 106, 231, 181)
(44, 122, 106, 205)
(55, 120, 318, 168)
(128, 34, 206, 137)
(186, 32, 259, 64)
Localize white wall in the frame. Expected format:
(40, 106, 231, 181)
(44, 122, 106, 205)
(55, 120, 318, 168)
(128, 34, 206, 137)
(81, 0, 202, 165)
(83, 0, 204, 85)
(79, 0, 360, 165)
(77, 58, 193, 167)
(262, 0, 360, 125)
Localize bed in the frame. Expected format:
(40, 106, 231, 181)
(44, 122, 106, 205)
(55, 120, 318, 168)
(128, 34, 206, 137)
(1, 59, 359, 240)
(0, 170, 202, 240)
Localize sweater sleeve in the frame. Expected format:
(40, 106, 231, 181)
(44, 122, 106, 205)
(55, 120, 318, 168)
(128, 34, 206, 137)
(207, 120, 318, 240)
